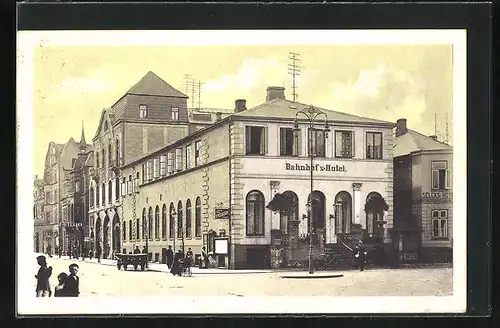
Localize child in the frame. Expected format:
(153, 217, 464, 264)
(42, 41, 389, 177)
(54, 272, 68, 297)
(63, 263, 80, 297)
(35, 255, 52, 297)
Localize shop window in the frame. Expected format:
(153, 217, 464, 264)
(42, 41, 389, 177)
(195, 141, 202, 166)
(246, 190, 265, 236)
(186, 144, 192, 170)
(139, 104, 148, 118)
(195, 197, 201, 237)
(171, 107, 179, 120)
(431, 161, 451, 190)
(335, 130, 354, 158)
(245, 126, 267, 155)
(432, 210, 448, 239)
(280, 128, 300, 156)
(366, 132, 383, 159)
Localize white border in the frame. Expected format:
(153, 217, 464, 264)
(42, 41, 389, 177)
(17, 29, 467, 315)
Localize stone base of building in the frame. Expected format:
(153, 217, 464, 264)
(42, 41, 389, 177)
(419, 247, 453, 263)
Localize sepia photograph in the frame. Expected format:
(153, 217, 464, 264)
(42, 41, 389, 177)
(17, 29, 467, 314)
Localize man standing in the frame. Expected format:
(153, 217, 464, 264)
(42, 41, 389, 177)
(201, 246, 208, 269)
(166, 246, 174, 269)
(63, 263, 80, 297)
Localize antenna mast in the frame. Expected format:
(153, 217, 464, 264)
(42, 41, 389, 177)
(288, 52, 301, 102)
(444, 112, 450, 144)
(434, 113, 438, 137)
(197, 80, 204, 109)
(183, 74, 193, 107)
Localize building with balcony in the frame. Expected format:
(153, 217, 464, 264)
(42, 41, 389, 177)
(120, 86, 395, 269)
(392, 118, 453, 263)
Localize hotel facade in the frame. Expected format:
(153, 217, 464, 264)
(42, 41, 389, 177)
(120, 87, 396, 269)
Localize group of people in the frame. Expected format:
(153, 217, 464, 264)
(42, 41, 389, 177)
(35, 255, 80, 297)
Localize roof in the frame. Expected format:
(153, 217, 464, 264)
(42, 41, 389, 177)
(236, 98, 394, 125)
(393, 129, 452, 157)
(126, 71, 188, 98)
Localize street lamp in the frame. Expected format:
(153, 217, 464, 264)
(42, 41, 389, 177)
(293, 105, 330, 274)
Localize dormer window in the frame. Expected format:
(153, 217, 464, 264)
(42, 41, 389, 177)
(171, 107, 179, 120)
(139, 105, 148, 118)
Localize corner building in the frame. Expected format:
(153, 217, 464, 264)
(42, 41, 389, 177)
(121, 87, 395, 269)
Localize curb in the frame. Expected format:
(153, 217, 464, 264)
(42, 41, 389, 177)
(281, 274, 344, 279)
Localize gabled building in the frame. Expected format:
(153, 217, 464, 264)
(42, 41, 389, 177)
(33, 175, 45, 253)
(120, 86, 396, 269)
(392, 118, 453, 263)
(89, 71, 191, 259)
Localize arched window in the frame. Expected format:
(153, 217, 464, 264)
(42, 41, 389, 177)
(334, 191, 352, 234)
(116, 139, 120, 165)
(141, 208, 146, 240)
(122, 221, 126, 241)
(154, 205, 160, 239)
(148, 206, 153, 240)
(169, 203, 175, 238)
(135, 218, 140, 241)
(89, 186, 94, 207)
(108, 143, 112, 163)
(195, 197, 201, 237)
(161, 204, 167, 239)
(96, 184, 100, 206)
(177, 201, 183, 238)
(185, 199, 192, 238)
(365, 192, 384, 235)
(108, 180, 112, 203)
(102, 183, 105, 205)
(280, 191, 299, 235)
(128, 219, 132, 241)
(246, 190, 265, 236)
(115, 177, 119, 200)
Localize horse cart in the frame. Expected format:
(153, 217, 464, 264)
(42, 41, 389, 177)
(115, 253, 148, 271)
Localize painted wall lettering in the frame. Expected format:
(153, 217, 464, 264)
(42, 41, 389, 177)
(285, 162, 347, 172)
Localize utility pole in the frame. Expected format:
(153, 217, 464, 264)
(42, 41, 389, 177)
(288, 52, 301, 102)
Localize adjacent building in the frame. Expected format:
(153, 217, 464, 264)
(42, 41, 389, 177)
(33, 175, 45, 252)
(392, 118, 453, 263)
(120, 86, 396, 269)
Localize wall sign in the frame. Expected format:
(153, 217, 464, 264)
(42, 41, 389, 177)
(421, 191, 452, 200)
(399, 252, 418, 261)
(215, 208, 231, 219)
(285, 162, 347, 172)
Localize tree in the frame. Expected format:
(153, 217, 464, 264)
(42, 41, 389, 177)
(266, 192, 298, 216)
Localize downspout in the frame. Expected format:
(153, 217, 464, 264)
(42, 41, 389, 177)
(228, 118, 233, 269)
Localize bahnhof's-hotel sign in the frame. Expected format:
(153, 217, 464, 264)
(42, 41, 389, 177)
(285, 162, 347, 172)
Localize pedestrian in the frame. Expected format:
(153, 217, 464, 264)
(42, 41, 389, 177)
(170, 250, 183, 276)
(352, 240, 368, 271)
(35, 255, 52, 297)
(96, 245, 102, 264)
(142, 246, 147, 254)
(133, 246, 141, 254)
(46, 245, 52, 258)
(201, 246, 208, 269)
(63, 263, 80, 297)
(166, 246, 173, 269)
(185, 248, 193, 275)
(54, 272, 68, 297)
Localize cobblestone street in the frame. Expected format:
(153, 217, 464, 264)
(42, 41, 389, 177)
(33, 253, 453, 297)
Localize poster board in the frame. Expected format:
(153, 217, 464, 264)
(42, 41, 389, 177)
(214, 238, 228, 255)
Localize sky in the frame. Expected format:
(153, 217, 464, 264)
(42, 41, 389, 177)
(33, 44, 453, 177)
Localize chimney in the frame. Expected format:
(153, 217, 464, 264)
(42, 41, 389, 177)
(395, 118, 408, 137)
(215, 112, 222, 121)
(235, 99, 247, 112)
(266, 86, 285, 102)
(429, 135, 438, 140)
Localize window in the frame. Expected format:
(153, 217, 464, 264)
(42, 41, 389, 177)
(116, 140, 120, 165)
(279, 191, 298, 235)
(153, 158, 159, 178)
(128, 220, 132, 241)
(75, 181, 81, 193)
(160, 155, 167, 176)
(432, 210, 448, 239)
(177, 201, 183, 238)
(161, 204, 167, 239)
(334, 191, 353, 234)
(96, 152, 99, 168)
(175, 148, 182, 171)
(431, 161, 451, 190)
(155, 206, 160, 239)
(309, 128, 326, 157)
(186, 145, 192, 170)
(142, 163, 146, 183)
(127, 175, 132, 194)
(167, 152, 174, 174)
(135, 172, 139, 189)
(146, 160, 152, 181)
(186, 199, 192, 238)
(195, 197, 201, 237)
(366, 132, 383, 159)
(136, 218, 140, 241)
(108, 181, 112, 203)
(123, 221, 126, 241)
(96, 185, 100, 207)
(195, 141, 202, 166)
(142, 208, 146, 240)
(169, 203, 175, 238)
(246, 190, 265, 236)
(102, 149, 106, 167)
(89, 187, 94, 206)
(139, 104, 148, 118)
(245, 126, 267, 155)
(115, 177, 120, 200)
(148, 207, 153, 240)
(101, 183, 105, 205)
(335, 131, 354, 158)
(108, 144, 112, 163)
(121, 177, 126, 197)
(171, 107, 179, 120)
(280, 128, 300, 156)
